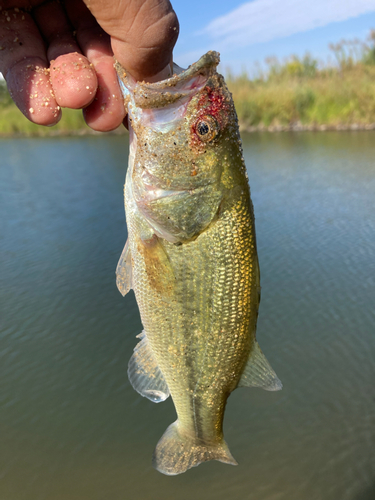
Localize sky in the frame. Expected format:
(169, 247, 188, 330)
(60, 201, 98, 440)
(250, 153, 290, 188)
(172, 0, 375, 74)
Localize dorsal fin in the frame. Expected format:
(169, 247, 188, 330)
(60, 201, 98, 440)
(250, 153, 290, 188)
(128, 331, 170, 403)
(237, 341, 282, 391)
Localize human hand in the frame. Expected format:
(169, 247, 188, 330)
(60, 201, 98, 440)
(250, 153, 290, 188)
(0, 0, 179, 131)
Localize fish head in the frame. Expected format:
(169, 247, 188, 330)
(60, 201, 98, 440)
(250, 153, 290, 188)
(116, 52, 247, 243)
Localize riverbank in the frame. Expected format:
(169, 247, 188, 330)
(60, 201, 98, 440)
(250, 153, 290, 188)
(2, 120, 375, 138)
(0, 101, 102, 137)
(2, 93, 375, 138)
(2, 70, 375, 136)
(241, 122, 375, 132)
(230, 61, 375, 131)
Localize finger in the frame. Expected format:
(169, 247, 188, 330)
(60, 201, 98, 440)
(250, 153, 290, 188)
(0, 8, 61, 125)
(83, 0, 179, 81)
(49, 52, 98, 109)
(33, 0, 97, 109)
(82, 55, 125, 131)
(65, 0, 125, 131)
(32, 0, 80, 61)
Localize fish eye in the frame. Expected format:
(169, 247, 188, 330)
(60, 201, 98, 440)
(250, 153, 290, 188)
(197, 122, 210, 136)
(195, 115, 219, 142)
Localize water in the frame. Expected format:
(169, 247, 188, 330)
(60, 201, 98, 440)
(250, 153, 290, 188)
(0, 132, 374, 500)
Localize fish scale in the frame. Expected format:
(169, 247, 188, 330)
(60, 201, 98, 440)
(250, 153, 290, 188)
(116, 51, 282, 475)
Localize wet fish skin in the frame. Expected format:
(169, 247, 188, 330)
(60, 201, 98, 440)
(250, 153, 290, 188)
(116, 52, 282, 476)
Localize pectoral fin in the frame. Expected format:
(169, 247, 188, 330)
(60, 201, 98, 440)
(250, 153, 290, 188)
(116, 239, 133, 296)
(128, 331, 170, 403)
(137, 231, 175, 298)
(238, 341, 282, 391)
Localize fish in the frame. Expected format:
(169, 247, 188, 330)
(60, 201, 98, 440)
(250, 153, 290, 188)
(115, 51, 282, 476)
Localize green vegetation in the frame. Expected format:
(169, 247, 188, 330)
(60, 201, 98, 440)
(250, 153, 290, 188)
(0, 79, 93, 136)
(228, 31, 375, 130)
(2, 31, 375, 135)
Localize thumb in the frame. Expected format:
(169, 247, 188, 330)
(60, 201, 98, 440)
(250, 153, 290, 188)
(83, 0, 179, 82)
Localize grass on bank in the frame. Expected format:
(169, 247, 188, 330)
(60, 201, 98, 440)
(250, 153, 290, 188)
(0, 83, 92, 136)
(228, 31, 375, 129)
(0, 102, 88, 137)
(229, 63, 375, 129)
(1, 31, 375, 135)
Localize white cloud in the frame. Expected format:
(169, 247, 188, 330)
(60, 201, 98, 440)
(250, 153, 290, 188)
(202, 0, 375, 50)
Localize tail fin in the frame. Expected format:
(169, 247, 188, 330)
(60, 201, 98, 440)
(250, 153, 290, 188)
(152, 421, 237, 476)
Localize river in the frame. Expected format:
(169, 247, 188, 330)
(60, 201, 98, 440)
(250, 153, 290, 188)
(0, 131, 374, 500)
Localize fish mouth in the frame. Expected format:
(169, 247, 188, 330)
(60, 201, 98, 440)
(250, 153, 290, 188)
(115, 51, 220, 110)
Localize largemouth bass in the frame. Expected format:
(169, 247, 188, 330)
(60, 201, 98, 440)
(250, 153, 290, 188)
(115, 52, 282, 476)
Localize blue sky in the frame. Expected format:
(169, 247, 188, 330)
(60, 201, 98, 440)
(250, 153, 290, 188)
(172, 0, 375, 74)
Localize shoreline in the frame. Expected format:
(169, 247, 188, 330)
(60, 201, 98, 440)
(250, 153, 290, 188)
(0, 126, 127, 139)
(239, 122, 375, 133)
(1, 122, 375, 139)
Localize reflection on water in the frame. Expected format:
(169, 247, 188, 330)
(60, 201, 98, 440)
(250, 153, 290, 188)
(0, 132, 374, 500)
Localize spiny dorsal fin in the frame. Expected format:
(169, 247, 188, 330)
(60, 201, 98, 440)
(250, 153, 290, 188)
(237, 341, 282, 391)
(128, 331, 170, 403)
(116, 239, 132, 296)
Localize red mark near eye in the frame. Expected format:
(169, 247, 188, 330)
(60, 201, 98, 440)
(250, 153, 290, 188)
(190, 86, 230, 150)
(198, 87, 227, 120)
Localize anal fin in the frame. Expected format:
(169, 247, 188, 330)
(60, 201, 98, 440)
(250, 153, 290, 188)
(116, 238, 132, 296)
(238, 341, 282, 391)
(128, 331, 170, 403)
